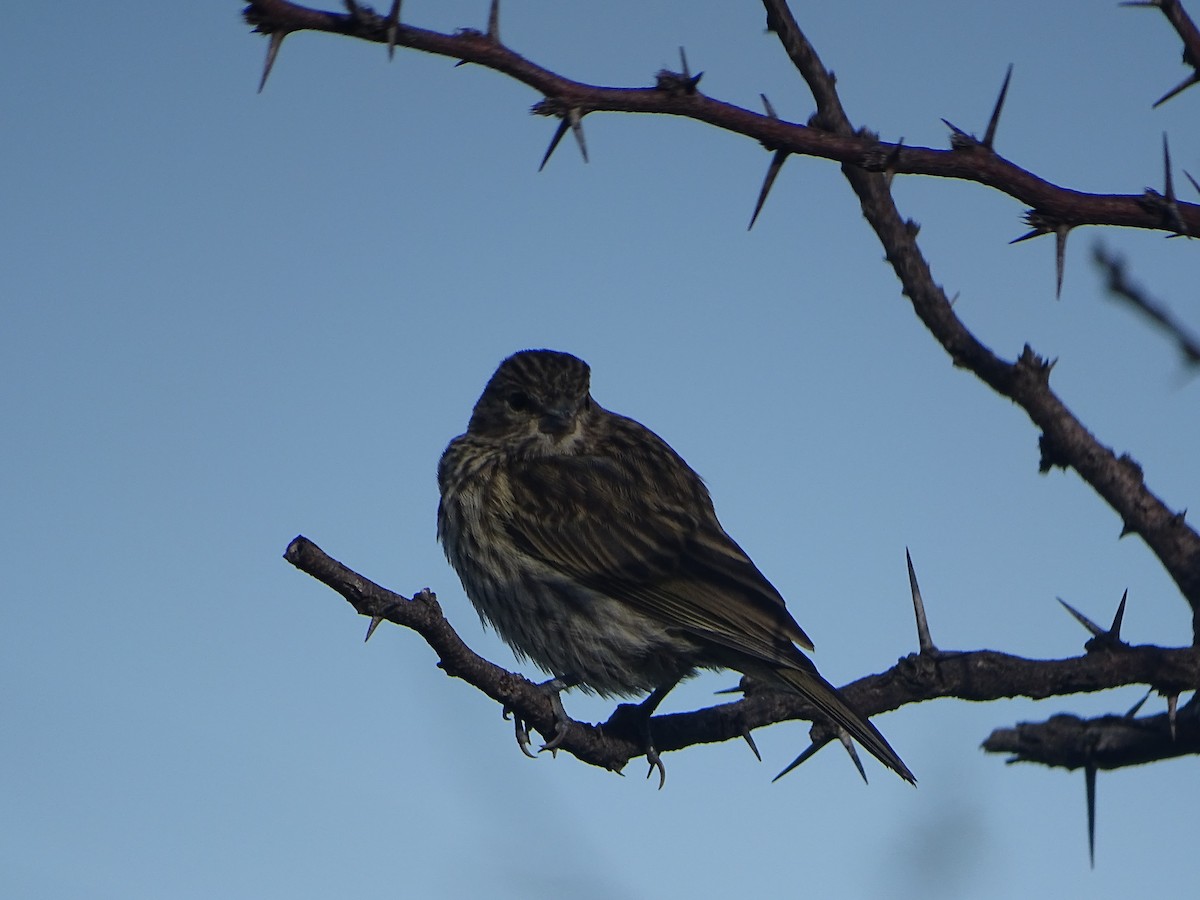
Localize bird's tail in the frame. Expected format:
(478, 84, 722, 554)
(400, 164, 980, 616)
(772, 664, 915, 784)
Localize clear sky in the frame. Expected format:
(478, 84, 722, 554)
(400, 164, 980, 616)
(3, 2, 1198, 898)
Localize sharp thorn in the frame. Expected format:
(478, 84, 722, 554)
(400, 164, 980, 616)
(1054, 225, 1070, 298)
(748, 149, 788, 230)
(487, 0, 500, 42)
(679, 46, 690, 79)
(1152, 71, 1200, 109)
(364, 615, 385, 642)
(760, 93, 778, 119)
(940, 117, 969, 138)
(1057, 597, 1106, 638)
(1158, 133, 1190, 235)
(1125, 689, 1152, 717)
(741, 729, 763, 762)
(983, 63, 1013, 149)
(258, 32, 287, 94)
(1085, 763, 1097, 868)
(567, 108, 589, 163)
(1010, 226, 1046, 245)
(1108, 589, 1128, 640)
(1184, 169, 1200, 198)
(1167, 692, 1179, 740)
(906, 547, 937, 654)
(1163, 133, 1175, 203)
(773, 739, 824, 782)
(838, 729, 869, 784)
(538, 117, 571, 171)
(386, 0, 401, 59)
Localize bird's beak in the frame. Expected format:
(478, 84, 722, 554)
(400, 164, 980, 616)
(538, 408, 575, 437)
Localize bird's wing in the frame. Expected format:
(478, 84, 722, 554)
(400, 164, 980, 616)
(503, 448, 815, 660)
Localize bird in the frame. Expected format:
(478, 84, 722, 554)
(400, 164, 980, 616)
(437, 348, 914, 785)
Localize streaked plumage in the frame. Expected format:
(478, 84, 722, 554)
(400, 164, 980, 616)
(437, 349, 914, 783)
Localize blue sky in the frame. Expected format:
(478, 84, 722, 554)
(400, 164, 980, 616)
(3, 2, 1198, 897)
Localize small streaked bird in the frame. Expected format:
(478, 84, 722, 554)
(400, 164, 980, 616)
(437, 349, 914, 784)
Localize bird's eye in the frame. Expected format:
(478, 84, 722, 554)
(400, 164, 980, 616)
(506, 391, 533, 413)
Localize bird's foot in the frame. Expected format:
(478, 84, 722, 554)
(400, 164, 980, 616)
(604, 689, 673, 789)
(503, 677, 572, 759)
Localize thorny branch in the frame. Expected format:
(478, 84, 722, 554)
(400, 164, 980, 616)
(242, 0, 1200, 237)
(286, 536, 1200, 776)
(255, 0, 1200, 790)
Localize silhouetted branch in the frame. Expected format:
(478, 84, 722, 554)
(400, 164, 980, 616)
(759, 0, 1200, 627)
(983, 706, 1200, 770)
(242, 0, 1200, 236)
(286, 536, 1200, 776)
(1092, 242, 1200, 368)
(1123, 0, 1200, 106)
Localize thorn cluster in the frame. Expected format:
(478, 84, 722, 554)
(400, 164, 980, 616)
(531, 100, 589, 171)
(655, 47, 704, 95)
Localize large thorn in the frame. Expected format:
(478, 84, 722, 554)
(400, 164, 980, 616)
(747, 92, 787, 230)
(1167, 692, 1179, 740)
(1085, 763, 1097, 868)
(1108, 589, 1128, 641)
(537, 106, 589, 170)
(1010, 225, 1047, 244)
(567, 108, 589, 163)
(773, 738, 827, 782)
(906, 548, 937, 654)
(538, 118, 570, 171)
(1057, 597, 1105, 638)
(385, 0, 401, 60)
(1054, 224, 1070, 298)
(487, 0, 500, 42)
(258, 31, 288, 94)
(1159, 133, 1189, 235)
(363, 615, 385, 642)
(748, 150, 788, 230)
(741, 729, 762, 762)
(982, 64, 1013, 149)
(837, 729, 868, 784)
(1163, 133, 1176, 204)
(1125, 689, 1152, 717)
(1153, 70, 1200, 108)
(678, 46, 703, 91)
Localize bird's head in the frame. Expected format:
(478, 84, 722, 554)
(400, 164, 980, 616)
(467, 349, 596, 451)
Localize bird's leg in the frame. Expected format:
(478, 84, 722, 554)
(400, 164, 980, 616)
(504, 676, 575, 758)
(604, 679, 680, 789)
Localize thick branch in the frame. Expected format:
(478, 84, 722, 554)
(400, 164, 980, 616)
(243, 0, 1200, 236)
(286, 536, 1200, 775)
(983, 708, 1200, 770)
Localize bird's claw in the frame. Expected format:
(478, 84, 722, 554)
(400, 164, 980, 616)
(606, 691, 671, 788)
(504, 677, 572, 759)
(645, 744, 666, 789)
(507, 709, 539, 759)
